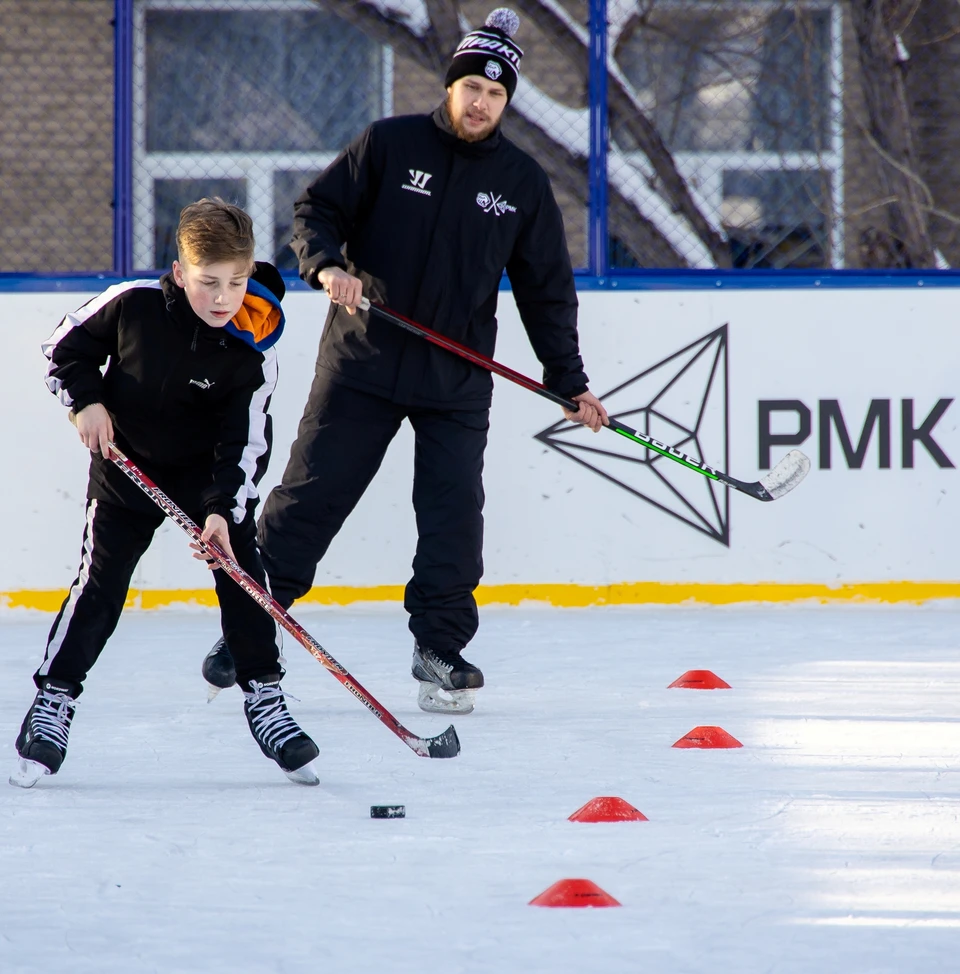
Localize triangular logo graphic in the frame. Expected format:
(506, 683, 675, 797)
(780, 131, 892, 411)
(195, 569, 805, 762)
(535, 326, 730, 545)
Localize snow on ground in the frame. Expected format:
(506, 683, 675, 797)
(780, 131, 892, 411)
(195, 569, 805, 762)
(2, 602, 959, 973)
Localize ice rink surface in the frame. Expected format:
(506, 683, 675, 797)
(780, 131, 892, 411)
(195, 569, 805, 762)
(2, 602, 959, 973)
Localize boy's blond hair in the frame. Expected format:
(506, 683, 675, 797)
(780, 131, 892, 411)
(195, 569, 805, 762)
(176, 197, 255, 268)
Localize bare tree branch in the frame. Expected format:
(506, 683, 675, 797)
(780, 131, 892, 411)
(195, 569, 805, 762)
(886, 0, 924, 35)
(850, 0, 936, 265)
(319, 1, 432, 56)
(512, 0, 730, 265)
(499, 110, 683, 266)
(424, 0, 463, 69)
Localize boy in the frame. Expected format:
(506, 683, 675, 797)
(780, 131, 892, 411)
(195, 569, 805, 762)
(10, 198, 319, 789)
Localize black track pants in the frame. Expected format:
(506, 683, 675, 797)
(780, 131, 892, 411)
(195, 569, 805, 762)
(36, 499, 280, 693)
(258, 374, 488, 652)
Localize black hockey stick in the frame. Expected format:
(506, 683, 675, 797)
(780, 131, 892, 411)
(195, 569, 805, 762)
(106, 444, 460, 759)
(360, 299, 809, 502)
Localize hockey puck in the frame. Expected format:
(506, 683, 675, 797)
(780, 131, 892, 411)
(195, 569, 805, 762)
(370, 804, 405, 819)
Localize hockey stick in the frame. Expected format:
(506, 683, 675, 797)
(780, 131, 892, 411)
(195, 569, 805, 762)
(105, 444, 460, 759)
(360, 299, 809, 502)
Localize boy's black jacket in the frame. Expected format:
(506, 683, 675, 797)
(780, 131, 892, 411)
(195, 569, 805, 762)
(291, 105, 589, 410)
(43, 262, 285, 522)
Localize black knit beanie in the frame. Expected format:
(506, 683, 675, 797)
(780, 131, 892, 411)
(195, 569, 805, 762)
(444, 8, 524, 101)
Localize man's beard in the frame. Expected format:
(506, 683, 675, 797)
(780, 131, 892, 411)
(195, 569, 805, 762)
(446, 93, 499, 143)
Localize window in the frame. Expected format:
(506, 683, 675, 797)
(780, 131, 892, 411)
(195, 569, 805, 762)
(134, 0, 391, 271)
(613, 2, 842, 268)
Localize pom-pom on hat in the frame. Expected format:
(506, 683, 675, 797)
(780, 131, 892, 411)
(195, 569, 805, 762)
(444, 8, 524, 101)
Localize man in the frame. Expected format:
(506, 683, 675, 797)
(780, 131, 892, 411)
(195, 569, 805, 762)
(203, 8, 608, 715)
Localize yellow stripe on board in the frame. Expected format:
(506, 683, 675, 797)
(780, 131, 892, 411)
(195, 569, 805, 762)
(5, 581, 960, 612)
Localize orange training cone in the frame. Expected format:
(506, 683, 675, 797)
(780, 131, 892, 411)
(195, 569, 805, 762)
(529, 878, 621, 908)
(568, 796, 648, 823)
(672, 725, 742, 749)
(668, 669, 731, 689)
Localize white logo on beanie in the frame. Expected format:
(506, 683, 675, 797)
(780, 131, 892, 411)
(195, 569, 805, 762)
(484, 59, 502, 80)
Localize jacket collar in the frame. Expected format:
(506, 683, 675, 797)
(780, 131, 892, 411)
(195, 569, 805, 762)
(159, 272, 234, 348)
(431, 103, 502, 157)
(161, 272, 204, 331)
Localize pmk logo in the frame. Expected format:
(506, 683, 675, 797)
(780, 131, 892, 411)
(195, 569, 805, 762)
(759, 399, 954, 469)
(402, 170, 433, 197)
(485, 60, 502, 80)
(476, 191, 517, 216)
(537, 327, 957, 547)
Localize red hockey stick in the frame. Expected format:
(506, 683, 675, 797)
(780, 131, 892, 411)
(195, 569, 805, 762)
(107, 444, 460, 759)
(359, 299, 809, 502)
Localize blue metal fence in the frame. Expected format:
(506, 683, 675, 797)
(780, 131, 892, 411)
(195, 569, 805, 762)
(1, 0, 956, 283)
(114, 0, 135, 278)
(587, 0, 608, 279)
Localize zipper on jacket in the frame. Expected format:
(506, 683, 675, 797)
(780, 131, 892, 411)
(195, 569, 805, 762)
(190, 324, 198, 352)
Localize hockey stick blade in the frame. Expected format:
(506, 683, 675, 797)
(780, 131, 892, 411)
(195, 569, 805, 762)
(106, 444, 460, 759)
(424, 724, 461, 759)
(360, 300, 810, 503)
(756, 449, 811, 501)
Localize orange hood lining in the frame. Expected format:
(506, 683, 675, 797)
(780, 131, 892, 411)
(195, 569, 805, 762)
(231, 292, 282, 345)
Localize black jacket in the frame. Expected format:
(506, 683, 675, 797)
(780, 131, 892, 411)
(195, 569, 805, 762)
(43, 263, 285, 522)
(291, 105, 589, 409)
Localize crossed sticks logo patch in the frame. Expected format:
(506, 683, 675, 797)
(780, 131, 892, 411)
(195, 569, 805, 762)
(536, 326, 730, 545)
(476, 191, 517, 216)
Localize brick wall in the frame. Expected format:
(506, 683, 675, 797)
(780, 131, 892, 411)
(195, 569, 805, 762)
(0, 0, 114, 272)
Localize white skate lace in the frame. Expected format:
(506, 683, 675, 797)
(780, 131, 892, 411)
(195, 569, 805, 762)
(244, 682, 303, 752)
(426, 651, 453, 673)
(31, 690, 77, 752)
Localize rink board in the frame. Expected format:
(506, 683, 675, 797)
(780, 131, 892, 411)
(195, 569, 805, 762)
(3, 283, 959, 605)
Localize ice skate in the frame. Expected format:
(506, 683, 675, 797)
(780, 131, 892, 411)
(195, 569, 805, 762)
(242, 676, 320, 785)
(411, 641, 484, 715)
(10, 680, 78, 788)
(202, 636, 237, 701)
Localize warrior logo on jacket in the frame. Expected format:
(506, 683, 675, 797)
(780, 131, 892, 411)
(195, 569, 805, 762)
(403, 170, 433, 196)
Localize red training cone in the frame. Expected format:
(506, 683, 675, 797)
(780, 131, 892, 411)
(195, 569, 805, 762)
(568, 796, 648, 823)
(672, 725, 742, 749)
(668, 669, 731, 689)
(529, 878, 621, 908)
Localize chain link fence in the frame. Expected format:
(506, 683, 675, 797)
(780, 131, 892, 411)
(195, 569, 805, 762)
(3, 0, 959, 274)
(609, 2, 840, 269)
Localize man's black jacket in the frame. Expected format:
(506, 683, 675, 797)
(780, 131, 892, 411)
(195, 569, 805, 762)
(291, 105, 589, 410)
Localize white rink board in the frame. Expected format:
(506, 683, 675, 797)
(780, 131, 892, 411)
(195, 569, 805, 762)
(2, 285, 958, 593)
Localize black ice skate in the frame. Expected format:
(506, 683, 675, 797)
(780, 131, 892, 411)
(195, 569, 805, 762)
(411, 641, 484, 715)
(242, 676, 320, 785)
(10, 680, 78, 788)
(202, 636, 237, 701)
